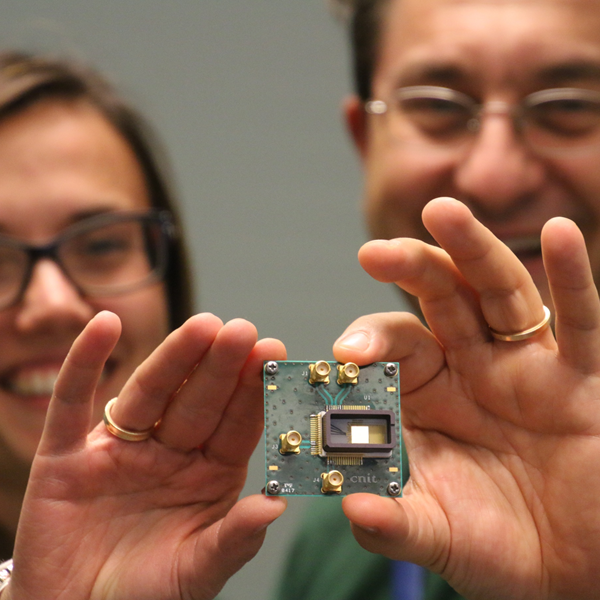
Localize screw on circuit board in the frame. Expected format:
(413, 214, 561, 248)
(384, 363, 397, 377)
(267, 481, 281, 495)
(387, 481, 400, 497)
(265, 361, 279, 375)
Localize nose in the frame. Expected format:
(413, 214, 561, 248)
(454, 113, 546, 220)
(14, 259, 94, 332)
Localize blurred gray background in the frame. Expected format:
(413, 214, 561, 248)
(0, 1, 408, 598)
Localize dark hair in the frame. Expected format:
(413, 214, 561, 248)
(333, 0, 391, 101)
(0, 51, 194, 330)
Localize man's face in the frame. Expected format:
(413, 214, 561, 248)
(347, 0, 600, 309)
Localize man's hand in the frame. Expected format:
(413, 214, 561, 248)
(332, 197, 600, 600)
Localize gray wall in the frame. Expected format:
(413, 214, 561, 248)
(1, 2, 408, 598)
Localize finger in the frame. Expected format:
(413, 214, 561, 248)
(332, 313, 480, 435)
(111, 312, 224, 431)
(332, 312, 445, 394)
(422, 197, 549, 341)
(358, 239, 488, 350)
(343, 475, 539, 592)
(39, 311, 122, 455)
(542, 217, 600, 371)
(205, 337, 287, 465)
(154, 318, 259, 450)
(342, 493, 446, 568)
(183, 495, 287, 598)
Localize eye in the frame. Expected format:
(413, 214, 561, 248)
(398, 96, 473, 138)
(61, 222, 146, 274)
(80, 236, 131, 256)
(74, 231, 133, 260)
(529, 97, 600, 137)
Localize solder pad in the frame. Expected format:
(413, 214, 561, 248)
(264, 360, 402, 497)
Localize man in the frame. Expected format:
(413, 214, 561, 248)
(274, 0, 600, 598)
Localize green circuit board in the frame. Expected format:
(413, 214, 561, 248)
(264, 360, 402, 497)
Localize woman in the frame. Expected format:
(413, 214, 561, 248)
(0, 51, 192, 556)
(0, 52, 286, 599)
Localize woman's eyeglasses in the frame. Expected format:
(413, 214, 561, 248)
(0, 210, 174, 310)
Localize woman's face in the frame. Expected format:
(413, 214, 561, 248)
(0, 99, 170, 468)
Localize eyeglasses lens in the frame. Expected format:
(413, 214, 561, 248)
(390, 87, 600, 151)
(59, 217, 166, 295)
(396, 94, 475, 144)
(0, 245, 28, 308)
(525, 97, 600, 148)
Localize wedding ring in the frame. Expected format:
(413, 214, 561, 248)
(103, 398, 155, 442)
(489, 305, 552, 342)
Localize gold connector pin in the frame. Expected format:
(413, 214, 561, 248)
(309, 361, 331, 385)
(337, 362, 359, 385)
(321, 470, 344, 494)
(279, 430, 302, 454)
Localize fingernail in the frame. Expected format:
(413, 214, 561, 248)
(336, 331, 371, 352)
(354, 524, 378, 534)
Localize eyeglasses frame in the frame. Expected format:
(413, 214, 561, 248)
(364, 85, 600, 152)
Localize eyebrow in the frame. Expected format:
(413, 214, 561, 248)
(536, 61, 600, 86)
(396, 63, 468, 88)
(0, 206, 120, 236)
(397, 59, 600, 89)
(67, 208, 119, 224)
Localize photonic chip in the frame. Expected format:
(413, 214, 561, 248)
(264, 360, 402, 497)
(322, 409, 396, 455)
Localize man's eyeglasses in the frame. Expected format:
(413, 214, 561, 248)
(365, 86, 600, 153)
(0, 210, 174, 311)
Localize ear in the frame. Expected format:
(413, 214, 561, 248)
(343, 94, 370, 160)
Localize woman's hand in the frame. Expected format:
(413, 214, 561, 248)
(7, 312, 286, 600)
(333, 197, 600, 600)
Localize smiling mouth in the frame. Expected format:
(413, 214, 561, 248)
(2, 363, 111, 399)
(3, 367, 60, 397)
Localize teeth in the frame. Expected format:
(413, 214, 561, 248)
(8, 369, 60, 397)
(4, 365, 109, 398)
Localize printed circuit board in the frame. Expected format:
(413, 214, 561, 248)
(264, 360, 402, 497)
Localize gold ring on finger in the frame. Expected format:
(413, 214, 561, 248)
(489, 305, 552, 342)
(103, 398, 155, 442)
